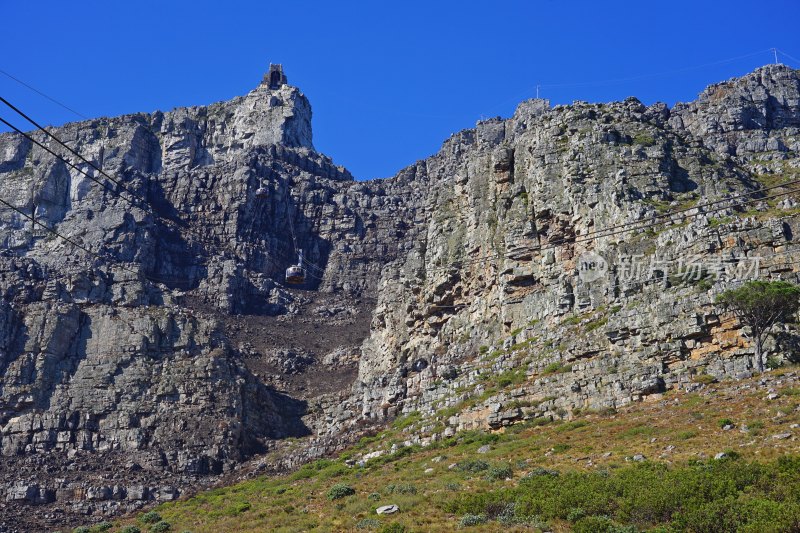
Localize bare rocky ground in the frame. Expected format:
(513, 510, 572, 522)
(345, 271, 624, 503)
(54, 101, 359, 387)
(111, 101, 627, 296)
(186, 290, 374, 399)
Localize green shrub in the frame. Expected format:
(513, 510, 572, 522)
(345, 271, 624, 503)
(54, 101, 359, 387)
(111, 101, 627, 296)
(442, 457, 800, 531)
(556, 420, 589, 432)
(719, 418, 734, 428)
(456, 460, 490, 474)
(720, 450, 740, 461)
(327, 483, 355, 500)
(149, 523, 171, 533)
(356, 518, 381, 530)
(92, 523, 113, 533)
(73, 527, 90, 533)
(392, 411, 422, 430)
(542, 362, 565, 374)
(693, 374, 716, 385)
(225, 501, 251, 515)
(697, 277, 715, 291)
(385, 483, 417, 495)
(672, 496, 742, 532)
(621, 424, 656, 438)
(451, 430, 500, 447)
(567, 507, 587, 522)
(139, 512, 162, 525)
(766, 355, 783, 370)
(574, 515, 612, 531)
(120, 527, 142, 533)
(632, 132, 656, 146)
(574, 515, 635, 533)
(585, 316, 608, 332)
(496, 369, 526, 388)
(709, 216, 733, 227)
(368, 492, 381, 501)
(486, 464, 513, 481)
(318, 462, 350, 480)
(292, 458, 341, 480)
(496, 503, 549, 527)
(496, 503, 520, 524)
(458, 513, 487, 527)
(528, 416, 553, 427)
(525, 467, 559, 478)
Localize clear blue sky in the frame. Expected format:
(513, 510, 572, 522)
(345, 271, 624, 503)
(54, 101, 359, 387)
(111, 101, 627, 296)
(1, 0, 798, 180)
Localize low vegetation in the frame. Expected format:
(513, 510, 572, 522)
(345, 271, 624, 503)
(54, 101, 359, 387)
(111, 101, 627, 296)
(103, 368, 800, 532)
(631, 132, 656, 147)
(327, 483, 356, 500)
(445, 456, 800, 531)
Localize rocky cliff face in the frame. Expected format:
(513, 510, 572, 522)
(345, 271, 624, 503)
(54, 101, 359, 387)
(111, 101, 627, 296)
(0, 69, 425, 529)
(354, 64, 800, 434)
(0, 64, 799, 530)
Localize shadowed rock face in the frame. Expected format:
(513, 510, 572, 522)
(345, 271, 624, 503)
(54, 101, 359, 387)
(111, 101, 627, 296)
(0, 64, 799, 529)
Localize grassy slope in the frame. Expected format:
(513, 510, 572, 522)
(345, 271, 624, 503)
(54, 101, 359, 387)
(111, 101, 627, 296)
(110, 367, 800, 533)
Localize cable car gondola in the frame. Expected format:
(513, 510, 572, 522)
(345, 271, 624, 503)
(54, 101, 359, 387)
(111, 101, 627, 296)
(285, 250, 305, 284)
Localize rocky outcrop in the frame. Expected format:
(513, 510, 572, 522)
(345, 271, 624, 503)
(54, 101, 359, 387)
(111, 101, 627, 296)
(670, 64, 800, 140)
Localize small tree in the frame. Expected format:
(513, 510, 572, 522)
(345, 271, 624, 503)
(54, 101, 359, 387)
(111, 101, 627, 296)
(716, 280, 800, 372)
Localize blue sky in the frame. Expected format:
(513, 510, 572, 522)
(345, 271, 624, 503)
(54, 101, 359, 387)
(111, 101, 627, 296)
(1, 0, 798, 180)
